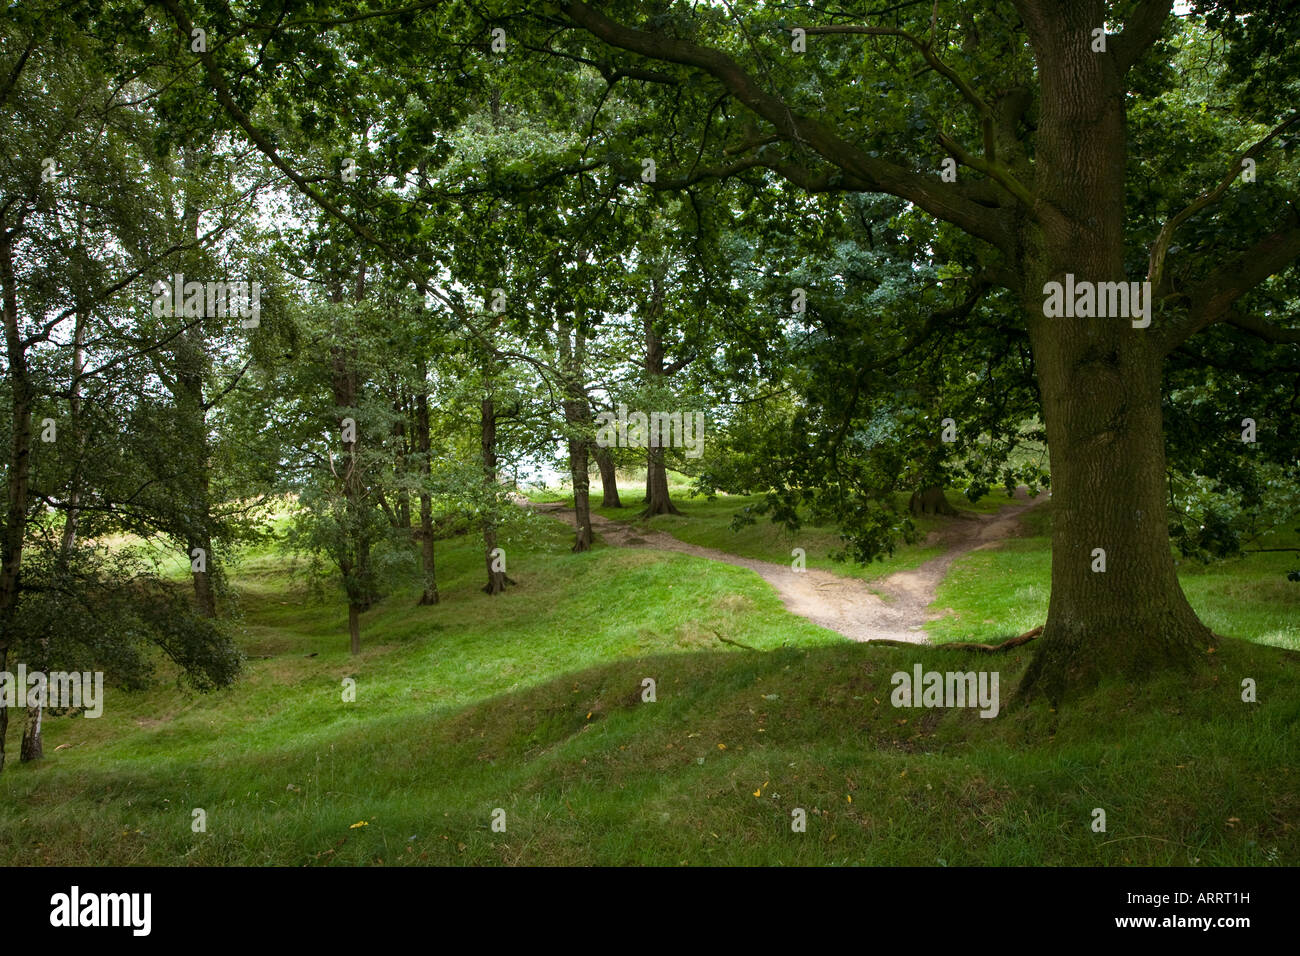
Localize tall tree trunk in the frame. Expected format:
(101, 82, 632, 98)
(568, 431, 593, 551)
(1016, 7, 1212, 700)
(643, 447, 681, 517)
(348, 603, 361, 656)
(1020, 320, 1210, 699)
(557, 304, 593, 551)
(330, 263, 373, 649)
(177, 161, 216, 618)
(186, 491, 217, 617)
(593, 445, 622, 508)
(643, 446, 651, 505)
(58, 314, 84, 559)
(481, 393, 509, 595)
(414, 360, 438, 606)
(0, 229, 32, 773)
(391, 384, 411, 528)
(21, 310, 86, 762)
(641, 282, 682, 517)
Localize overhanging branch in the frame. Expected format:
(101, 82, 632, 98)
(1159, 217, 1300, 352)
(558, 0, 1014, 255)
(1148, 111, 1300, 295)
(1223, 311, 1300, 345)
(1112, 0, 1174, 74)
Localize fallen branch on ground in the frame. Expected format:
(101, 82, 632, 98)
(938, 625, 1043, 651)
(866, 625, 1043, 651)
(709, 629, 760, 651)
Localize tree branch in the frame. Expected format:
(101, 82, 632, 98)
(558, 1, 1013, 254)
(156, 0, 471, 322)
(1222, 311, 1300, 345)
(935, 130, 1034, 208)
(799, 24, 992, 127)
(1112, 0, 1173, 74)
(1160, 217, 1300, 352)
(1148, 111, 1300, 295)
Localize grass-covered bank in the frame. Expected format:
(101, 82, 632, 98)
(2, 635, 1294, 866)
(1, 501, 1296, 865)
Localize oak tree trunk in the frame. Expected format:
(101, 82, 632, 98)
(1016, 9, 1212, 700)
(1020, 319, 1211, 700)
(640, 276, 685, 517)
(593, 445, 622, 508)
(348, 603, 361, 656)
(909, 485, 957, 517)
(642, 446, 682, 517)
(569, 441, 593, 551)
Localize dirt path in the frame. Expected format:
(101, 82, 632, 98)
(528, 489, 1046, 644)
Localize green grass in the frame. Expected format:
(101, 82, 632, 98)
(547, 473, 1027, 583)
(927, 503, 1300, 649)
(1, 493, 1295, 866)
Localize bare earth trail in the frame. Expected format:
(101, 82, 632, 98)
(528, 488, 1046, 644)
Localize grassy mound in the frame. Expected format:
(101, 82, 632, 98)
(1, 509, 1295, 866)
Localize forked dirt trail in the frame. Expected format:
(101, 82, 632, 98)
(530, 489, 1046, 644)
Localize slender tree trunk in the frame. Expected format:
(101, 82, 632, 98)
(187, 500, 217, 617)
(0, 229, 32, 773)
(417, 494, 439, 605)
(176, 163, 217, 618)
(641, 285, 682, 517)
(569, 437, 593, 551)
(593, 445, 622, 508)
(557, 304, 593, 550)
(330, 264, 373, 649)
(481, 394, 509, 595)
(21, 310, 86, 762)
(643, 446, 651, 505)
(392, 385, 411, 528)
(59, 322, 84, 558)
(19, 698, 41, 762)
(414, 361, 438, 606)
